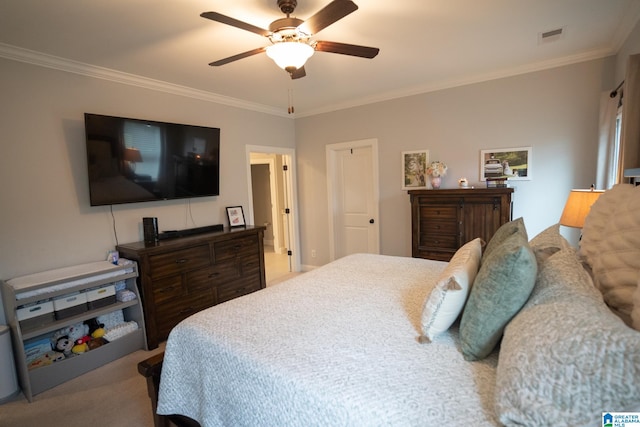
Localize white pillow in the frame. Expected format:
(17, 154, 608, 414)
(419, 238, 482, 343)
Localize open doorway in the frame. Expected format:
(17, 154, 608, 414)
(246, 146, 300, 285)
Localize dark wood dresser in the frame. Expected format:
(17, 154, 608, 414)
(409, 188, 514, 261)
(117, 226, 266, 349)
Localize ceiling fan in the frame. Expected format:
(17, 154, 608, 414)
(201, 0, 380, 79)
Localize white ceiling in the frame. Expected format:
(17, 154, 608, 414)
(1, 0, 638, 117)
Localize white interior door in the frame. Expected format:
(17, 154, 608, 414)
(327, 139, 380, 260)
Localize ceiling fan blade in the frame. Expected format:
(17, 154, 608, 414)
(290, 66, 306, 79)
(315, 41, 379, 58)
(209, 47, 267, 66)
(298, 0, 358, 35)
(201, 12, 270, 37)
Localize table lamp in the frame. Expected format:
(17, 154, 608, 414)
(559, 187, 604, 228)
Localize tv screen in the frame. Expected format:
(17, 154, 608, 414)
(84, 113, 220, 206)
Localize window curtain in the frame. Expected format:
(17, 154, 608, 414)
(596, 91, 620, 189)
(619, 53, 640, 180)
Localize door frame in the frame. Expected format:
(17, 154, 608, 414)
(326, 138, 380, 261)
(246, 145, 301, 272)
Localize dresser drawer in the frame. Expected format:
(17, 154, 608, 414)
(417, 233, 459, 250)
(148, 244, 211, 278)
(155, 290, 216, 339)
(240, 254, 261, 277)
(217, 276, 262, 304)
(186, 261, 239, 292)
(419, 217, 458, 235)
(214, 234, 259, 262)
(152, 275, 185, 305)
(419, 204, 458, 218)
(415, 249, 456, 262)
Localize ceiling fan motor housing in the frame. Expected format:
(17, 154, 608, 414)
(278, 0, 297, 15)
(269, 17, 306, 38)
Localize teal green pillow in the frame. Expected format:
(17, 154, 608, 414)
(460, 231, 537, 361)
(482, 217, 527, 263)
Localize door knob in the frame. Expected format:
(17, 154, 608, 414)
(369, 219, 375, 224)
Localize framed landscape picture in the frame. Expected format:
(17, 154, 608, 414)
(402, 150, 429, 190)
(480, 147, 532, 181)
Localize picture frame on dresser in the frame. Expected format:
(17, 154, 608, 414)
(402, 150, 429, 190)
(226, 206, 246, 228)
(480, 146, 531, 181)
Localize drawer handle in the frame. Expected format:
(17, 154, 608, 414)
(179, 307, 194, 315)
(175, 259, 188, 264)
(208, 272, 220, 278)
(233, 245, 242, 251)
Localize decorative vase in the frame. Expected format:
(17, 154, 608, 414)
(430, 176, 442, 189)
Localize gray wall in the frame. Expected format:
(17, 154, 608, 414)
(295, 58, 611, 267)
(0, 58, 295, 323)
(615, 19, 640, 82)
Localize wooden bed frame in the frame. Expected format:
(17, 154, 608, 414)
(138, 352, 201, 427)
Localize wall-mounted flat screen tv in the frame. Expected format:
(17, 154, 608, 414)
(84, 113, 220, 206)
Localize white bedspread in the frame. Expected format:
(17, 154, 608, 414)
(157, 253, 499, 426)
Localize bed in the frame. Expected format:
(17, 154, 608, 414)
(141, 183, 640, 427)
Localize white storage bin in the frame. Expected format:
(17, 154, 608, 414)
(53, 292, 88, 320)
(85, 284, 116, 309)
(16, 300, 54, 329)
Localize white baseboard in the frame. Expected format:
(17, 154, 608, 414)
(300, 264, 319, 272)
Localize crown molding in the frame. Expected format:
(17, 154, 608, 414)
(0, 40, 624, 119)
(297, 47, 616, 117)
(0, 42, 291, 118)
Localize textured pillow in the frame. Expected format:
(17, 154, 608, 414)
(459, 232, 537, 361)
(528, 223, 571, 265)
(495, 248, 640, 426)
(482, 217, 527, 263)
(579, 184, 635, 269)
(633, 275, 640, 332)
(584, 185, 640, 323)
(419, 238, 482, 343)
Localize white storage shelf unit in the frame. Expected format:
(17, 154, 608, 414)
(1, 260, 147, 402)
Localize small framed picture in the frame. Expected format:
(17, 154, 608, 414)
(402, 150, 429, 190)
(480, 147, 532, 181)
(226, 206, 246, 228)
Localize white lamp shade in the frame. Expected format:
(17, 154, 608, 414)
(266, 42, 314, 70)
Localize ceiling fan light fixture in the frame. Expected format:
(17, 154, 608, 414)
(266, 41, 314, 71)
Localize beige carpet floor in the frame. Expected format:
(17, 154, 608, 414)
(0, 259, 302, 427)
(0, 342, 165, 427)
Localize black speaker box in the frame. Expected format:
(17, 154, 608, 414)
(143, 217, 158, 243)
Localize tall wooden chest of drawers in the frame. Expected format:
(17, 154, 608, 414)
(409, 188, 514, 261)
(117, 226, 266, 349)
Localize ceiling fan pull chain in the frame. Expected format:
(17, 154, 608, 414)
(288, 87, 295, 114)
